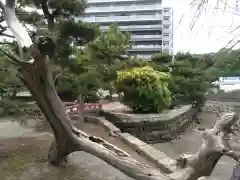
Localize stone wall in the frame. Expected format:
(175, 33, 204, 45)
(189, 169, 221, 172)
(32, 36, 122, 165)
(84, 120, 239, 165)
(103, 105, 198, 144)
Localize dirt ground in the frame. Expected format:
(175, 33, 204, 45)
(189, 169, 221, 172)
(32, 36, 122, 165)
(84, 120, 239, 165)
(0, 118, 157, 180)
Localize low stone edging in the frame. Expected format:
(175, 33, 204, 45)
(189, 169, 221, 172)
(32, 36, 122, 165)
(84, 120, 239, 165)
(119, 133, 177, 173)
(102, 105, 198, 143)
(84, 116, 177, 173)
(84, 116, 121, 134)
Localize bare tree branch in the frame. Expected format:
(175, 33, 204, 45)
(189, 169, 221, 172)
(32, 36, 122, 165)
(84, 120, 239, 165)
(1, 0, 32, 55)
(0, 47, 23, 64)
(1, 32, 14, 38)
(0, 42, 14, 45)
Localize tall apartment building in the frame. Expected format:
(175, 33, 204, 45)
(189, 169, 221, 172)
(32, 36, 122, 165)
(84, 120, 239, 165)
(80, 0, 173, 60)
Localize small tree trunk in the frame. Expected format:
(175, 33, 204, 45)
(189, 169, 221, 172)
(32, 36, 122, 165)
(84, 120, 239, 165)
(10, 89, 17, 99)
(77, 93, 84, 123)
(109, 86, 113, 101)
(107, 57, 113, 102)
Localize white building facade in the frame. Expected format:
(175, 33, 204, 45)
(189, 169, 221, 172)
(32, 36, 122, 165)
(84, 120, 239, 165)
(80, 0, 173, 60)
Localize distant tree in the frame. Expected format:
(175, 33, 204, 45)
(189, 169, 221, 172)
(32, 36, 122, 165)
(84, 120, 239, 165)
(170, 54, 213, 106)
(151, 52, 172, 72)
(0, 51, 20, 96)
(56, 53, 102, 102)
(151, 52, 213, 106)
(206, 49, 240, 79)
(86, 23, 132, 100)
(152, 52, 172, 64)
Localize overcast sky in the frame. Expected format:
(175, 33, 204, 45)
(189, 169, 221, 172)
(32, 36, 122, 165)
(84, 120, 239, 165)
(164, 0, 240, 54)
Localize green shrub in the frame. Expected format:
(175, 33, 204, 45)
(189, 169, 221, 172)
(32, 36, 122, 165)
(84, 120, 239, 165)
(169, 60, 211, 107)
(116, 66, 171, 113)
(150, 52, 213, 107)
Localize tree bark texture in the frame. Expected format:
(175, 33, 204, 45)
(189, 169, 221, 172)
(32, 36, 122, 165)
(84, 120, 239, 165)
(77, 93, 84, 122)
(17, 50, 79, 165)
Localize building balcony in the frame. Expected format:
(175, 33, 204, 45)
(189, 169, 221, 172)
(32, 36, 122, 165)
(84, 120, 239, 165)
(87, 0, 138, 3)
(163, 20, 172, 25)
(163, 28, 171, 33)
(131, 34, 162, 41)
(85, 4, 162, 14)
(126, 52, 153, 60)
(163, 33, 172, 39)
(100, 24, 162, 31)
(162, 45, 172, 51)
(80, 14, 162, 23)
(87, 0, 161, 4)
(134, 54, 152, 59)
(163, 36, 172, 42)
(128, 45, 162, 51)
(163, 49, 172, 53)
(163, 11, 172, 16)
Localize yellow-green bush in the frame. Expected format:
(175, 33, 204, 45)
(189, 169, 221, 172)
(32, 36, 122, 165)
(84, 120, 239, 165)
(116, 66, 171, 113)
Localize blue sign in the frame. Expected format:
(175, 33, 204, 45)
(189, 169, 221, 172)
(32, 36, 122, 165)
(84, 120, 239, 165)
(219, 77, 240, 85)
(222, 77, 240, 80)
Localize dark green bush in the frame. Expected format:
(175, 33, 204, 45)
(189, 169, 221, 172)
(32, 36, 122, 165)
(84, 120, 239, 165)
(151, 53, 213, 107)
(169, 60, 211, 107)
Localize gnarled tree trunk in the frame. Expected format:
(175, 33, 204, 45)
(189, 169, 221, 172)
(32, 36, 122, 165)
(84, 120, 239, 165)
(17, 52, 79, 165)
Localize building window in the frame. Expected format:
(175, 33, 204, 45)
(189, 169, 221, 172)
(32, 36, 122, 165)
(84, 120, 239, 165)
(115, 12, 131, 16)
(163, 25, 170, 29)
(135, 1, 156, 6)
(133, 31, 161, 35)
(95, 14, 109, 17)
(140, 12, 156, 15)
(163, 16, 170, 20)
(136, 41, 162, 46)
(92, 4, 108, 8)
(163, 8, 171, 12)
